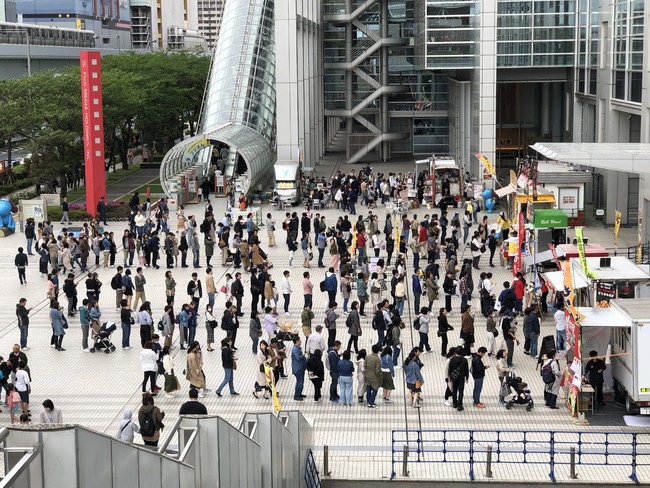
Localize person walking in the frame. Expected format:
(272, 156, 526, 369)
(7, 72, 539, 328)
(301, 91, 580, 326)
(215, 338, 239, 397)
(60, 197, 71, 225)
(15, 247, 28, 285)
(291, 337, 307, 401)
(471, 347, 489, 408)
(448, 346, 469, 411)
(161, 346, 180, 399)
(337, 350, 355, 406)
(364, 345, 382, 409)
(15, 298, 32, 351)
(404, 349, 424, 408)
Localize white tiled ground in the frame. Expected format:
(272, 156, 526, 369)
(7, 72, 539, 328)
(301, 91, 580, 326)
(0, 159, 647, 483)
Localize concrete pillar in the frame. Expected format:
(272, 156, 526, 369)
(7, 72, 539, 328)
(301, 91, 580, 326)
(345, 0, 353, 160)
(380, 0, 389, 162)
(541, 83, 550, 136)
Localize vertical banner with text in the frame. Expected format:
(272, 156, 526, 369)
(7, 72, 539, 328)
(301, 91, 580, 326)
(80, 51, 106, 217)
(512, 211, 524, 276)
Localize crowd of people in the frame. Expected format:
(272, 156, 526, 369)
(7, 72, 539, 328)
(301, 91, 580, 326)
(8, 165, 593, 447)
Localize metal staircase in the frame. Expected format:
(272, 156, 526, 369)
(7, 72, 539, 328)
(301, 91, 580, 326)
(323, 0, 407, 163)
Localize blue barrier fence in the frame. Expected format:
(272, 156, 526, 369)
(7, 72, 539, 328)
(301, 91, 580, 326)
(392, 429, 650, 484)
(305, 448, 321, 488)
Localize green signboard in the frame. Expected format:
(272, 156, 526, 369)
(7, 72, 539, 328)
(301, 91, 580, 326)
(534, 209, 568, 229)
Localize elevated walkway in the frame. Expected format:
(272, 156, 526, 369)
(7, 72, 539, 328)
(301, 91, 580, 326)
(1, 411, 316, 488)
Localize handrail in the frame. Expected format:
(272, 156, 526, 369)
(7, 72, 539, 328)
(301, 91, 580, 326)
(157, 415, 183, 455)
(0, 442, 42, 488)
(392, 429, 650, 484)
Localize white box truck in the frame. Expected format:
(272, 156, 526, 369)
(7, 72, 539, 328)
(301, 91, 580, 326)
(273, 161, 301, 204)
(608, 299, 650, 414)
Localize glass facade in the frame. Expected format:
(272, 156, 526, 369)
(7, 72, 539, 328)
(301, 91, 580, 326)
(612, 0, 644, 102)
(496, 0, 575, 67)
(161, 0, 275, 196)
(575, 0, 599, 95)
(424, 0, 478, 69)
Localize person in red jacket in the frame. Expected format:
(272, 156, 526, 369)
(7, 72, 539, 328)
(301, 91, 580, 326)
(513, 273, 526, 315)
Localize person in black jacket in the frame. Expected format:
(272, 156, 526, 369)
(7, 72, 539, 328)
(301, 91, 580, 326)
(215, 338, 238, 397)
(221, 301, 239, 349)
(232, 272, 245, 316)
(306, 349, 325, 402)
(442, 272, 456, 313)
(187, 273, 203, 307)
(15, 299, 32, 350)
(471, 347, 489, 408)
(14, 247, 28, 285)
(437, 308, 453, 356)
(585, 350, 607, 406)
(25, 219, 36, 256)
(447, 346, 469, 411)
(179, 232, 189, 268)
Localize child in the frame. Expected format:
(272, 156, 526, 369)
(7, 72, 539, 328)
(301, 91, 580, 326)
(8, 385, 21, 424)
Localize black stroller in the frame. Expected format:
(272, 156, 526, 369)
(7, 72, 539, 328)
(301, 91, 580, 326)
(505, 374, 534, 411)
(90, 321, 117, 354)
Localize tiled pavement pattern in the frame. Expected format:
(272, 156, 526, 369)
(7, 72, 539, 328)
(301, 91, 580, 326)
(0, 160, 647, 483)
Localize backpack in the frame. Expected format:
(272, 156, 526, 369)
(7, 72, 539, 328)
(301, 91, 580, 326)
(346, 314, 353, 328)
(324, 310, 331, 328)
(140, 409, 156, 437)
(372, 311, 382, 330)
(413, 317, 421, 331)
(175, 313, 181, 325)
(111, 274, 120, 290)
(319, 280, 326, 292)
(324, 350, 332, 370)
(384, 326, 395, 346)
(541, 362, 555, 384)
(157, 320, 164, 331)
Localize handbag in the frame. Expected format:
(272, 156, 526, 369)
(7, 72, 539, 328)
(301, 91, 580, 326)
(61, 317, 69, 329)
(371, 285, 381, 294)
(449, 366, 462, 382)
(232, 358, 238, 371)
(415, 379, 423, 389)
(220, 285, 228, 294)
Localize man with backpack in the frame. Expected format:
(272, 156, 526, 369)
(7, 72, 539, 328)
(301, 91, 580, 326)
(372, 300, 389, 348)
(542, 350, 561, 409)
(326, 341, 341, 403)
(111, 266, 124, 311)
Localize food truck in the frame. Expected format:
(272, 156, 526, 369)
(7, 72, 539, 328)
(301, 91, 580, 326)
(273, 161, 301, 204)
(414, 155, 463, 206)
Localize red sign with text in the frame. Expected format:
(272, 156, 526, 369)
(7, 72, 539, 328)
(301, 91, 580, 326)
(80, 51, 106, 217)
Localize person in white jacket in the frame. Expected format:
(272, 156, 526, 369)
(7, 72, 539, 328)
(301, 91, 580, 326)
(305, 325, 327, 356)
(115, 408, 140, 443)
(281, 270, 292, 315)
(140, 341, 159, 395)
(134, 211, 146, 238)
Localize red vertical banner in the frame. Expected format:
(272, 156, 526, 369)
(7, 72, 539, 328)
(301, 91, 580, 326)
(80, 51, 106, 217)
(512, 211, 524, 276)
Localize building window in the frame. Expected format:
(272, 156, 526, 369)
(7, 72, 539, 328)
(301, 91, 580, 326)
(613, 70, 625, 100)
(629, 72, 642, 102)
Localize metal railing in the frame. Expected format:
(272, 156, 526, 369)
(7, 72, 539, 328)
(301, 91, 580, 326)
(627, 242, 650, 265)
(304, 448, 322, 488)
(391, 429, 650, 484)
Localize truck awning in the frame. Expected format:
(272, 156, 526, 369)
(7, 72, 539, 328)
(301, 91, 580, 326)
(577, 307, 632, 328)
(541, 270, 589, 290)
(523, 247, 566, 267)
(495, 186, 516, 197)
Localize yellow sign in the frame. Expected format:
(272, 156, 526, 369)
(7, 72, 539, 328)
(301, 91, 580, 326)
(575, 227, 590, 278)
(394, 215, 400, 252)
(476, 153, 495, 178)
(263, 364, 281, 412)
(614, 210, 621, 248)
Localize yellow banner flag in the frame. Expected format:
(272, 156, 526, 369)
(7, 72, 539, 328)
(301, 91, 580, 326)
(263, 364, 281, 412)
(349, 230, 357, 256)
(476, 153, 495, 177)
(575, 227, 588, 274)
(614, 210, 621, 248)
(394, 215, 400, 252)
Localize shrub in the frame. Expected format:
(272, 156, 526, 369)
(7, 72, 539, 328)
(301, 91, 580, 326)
(0, 179, 35, 197)
(48, 200, 130, 221)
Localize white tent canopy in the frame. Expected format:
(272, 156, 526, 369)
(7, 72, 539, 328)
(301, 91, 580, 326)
(577, 306, 633, 328)
(530, 143, 650, 174)
(541, 270, 589, 290)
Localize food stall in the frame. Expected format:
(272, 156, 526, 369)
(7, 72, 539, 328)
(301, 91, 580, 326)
(557, 243, 609, 259)
(572, 256, 650, 304)
(533, 208, 568, 252)
(414, 155, 462, 206)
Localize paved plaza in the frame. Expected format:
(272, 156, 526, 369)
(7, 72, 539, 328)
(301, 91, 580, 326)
(0, 159, 646, 482)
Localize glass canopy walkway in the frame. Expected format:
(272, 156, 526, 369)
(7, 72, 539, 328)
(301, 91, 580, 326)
(160, 0, 276, 200)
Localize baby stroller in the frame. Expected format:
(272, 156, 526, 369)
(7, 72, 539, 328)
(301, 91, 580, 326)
(505, 374, 534, 411)
(90, 321, 117, 354)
